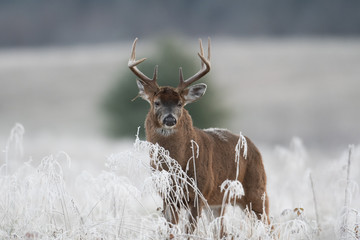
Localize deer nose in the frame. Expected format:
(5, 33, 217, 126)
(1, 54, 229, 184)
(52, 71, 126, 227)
(163, 115, 177, 127)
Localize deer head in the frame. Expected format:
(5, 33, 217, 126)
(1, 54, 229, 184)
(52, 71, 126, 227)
(128, 38, 211, 130)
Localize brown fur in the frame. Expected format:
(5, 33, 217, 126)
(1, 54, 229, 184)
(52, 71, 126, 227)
(144, 87, 269, 231)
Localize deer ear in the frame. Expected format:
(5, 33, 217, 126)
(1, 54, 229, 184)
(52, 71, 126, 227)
(183, 83, 207, 105)
(136, 79, 150, 103)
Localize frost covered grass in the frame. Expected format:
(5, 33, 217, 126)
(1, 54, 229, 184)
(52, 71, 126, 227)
(1, 124, 359, 239)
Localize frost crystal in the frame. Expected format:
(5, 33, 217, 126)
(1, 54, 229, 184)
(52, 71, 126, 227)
(220, 179, 245, 203)
(220, 179, 245, 217)
(235, 132, 248, 180)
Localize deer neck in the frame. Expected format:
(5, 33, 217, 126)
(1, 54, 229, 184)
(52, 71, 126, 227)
(145, 109, 195, 161)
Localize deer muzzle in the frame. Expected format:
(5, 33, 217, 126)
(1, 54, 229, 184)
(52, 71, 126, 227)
(163, 114, 177, 127)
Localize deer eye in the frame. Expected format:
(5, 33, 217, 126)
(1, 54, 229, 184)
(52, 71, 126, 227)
(154, 101, 160, 107)
(177, 102, 182, 107)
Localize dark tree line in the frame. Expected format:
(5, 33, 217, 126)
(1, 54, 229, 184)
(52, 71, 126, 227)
(0, 0, 359, 47)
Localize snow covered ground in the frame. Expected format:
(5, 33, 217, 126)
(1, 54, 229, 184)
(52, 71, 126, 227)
(0, 124, 359, 239)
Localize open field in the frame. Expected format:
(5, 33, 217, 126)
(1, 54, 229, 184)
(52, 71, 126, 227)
(1, 38, 359, 151)
(0, 38, 359, 239)
(0, 124, 359, 239)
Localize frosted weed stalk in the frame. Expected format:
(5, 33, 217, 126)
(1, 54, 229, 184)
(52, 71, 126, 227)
(221, 132, 247, 206)
(3, 123, 24, 176)
(338, 145, 360, 240)
(0, 147, 73, 237)
(0, 125, 153, 239)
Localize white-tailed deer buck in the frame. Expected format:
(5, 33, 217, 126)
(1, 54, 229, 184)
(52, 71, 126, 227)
(128, 38, 269, 234)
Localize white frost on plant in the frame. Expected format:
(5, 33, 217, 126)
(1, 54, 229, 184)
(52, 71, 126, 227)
(220, 179, 245, 218)
(220, 179, 245, 204)
(187, 140, 200, 208)
(1, 125, 360, 239)
(237, 132, 248, 160)
(274, 207, 319, 240)
(185, 140, 199, 178)
(3, 123, 25, 175)
(146, 170, 173, 199)
(235, 132, 247, 180)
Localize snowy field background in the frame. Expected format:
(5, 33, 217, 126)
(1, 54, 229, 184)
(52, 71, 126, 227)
(1, 38, 360, 239)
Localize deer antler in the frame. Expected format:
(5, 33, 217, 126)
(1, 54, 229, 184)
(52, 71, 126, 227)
(177, 38, 211, 92)
(128, 38, 159, 92)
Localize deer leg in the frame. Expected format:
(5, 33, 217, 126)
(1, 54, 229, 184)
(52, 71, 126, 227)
(212, 205, 227, 239)
(163, 202, 180, 225)
(240, 190, 269, 224)
(186, 204, 202, 235)
(163, 202, 180, 240)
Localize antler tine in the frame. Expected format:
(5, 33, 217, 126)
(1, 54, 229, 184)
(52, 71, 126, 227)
(128, 38, 159, 91)
(177, 37, 211, 91)
(207, 37, 211, 61)
(179, 67, 184, 82)
(199, 38, 204, 67)
(153, 65, 158, 81)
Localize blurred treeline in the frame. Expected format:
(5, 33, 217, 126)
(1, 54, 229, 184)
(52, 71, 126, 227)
(1, 0, 359, 47)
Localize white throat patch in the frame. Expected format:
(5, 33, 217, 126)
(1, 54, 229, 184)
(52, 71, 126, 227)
(156, 128, 176, 136)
